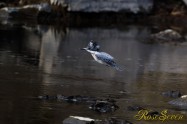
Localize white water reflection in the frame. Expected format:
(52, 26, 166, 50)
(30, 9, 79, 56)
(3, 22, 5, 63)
(39, 27, 64, 74)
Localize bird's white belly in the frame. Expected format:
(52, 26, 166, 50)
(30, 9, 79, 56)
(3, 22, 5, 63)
(91, 54, 104, 64)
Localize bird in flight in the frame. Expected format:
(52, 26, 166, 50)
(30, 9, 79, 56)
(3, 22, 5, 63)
(81, 41, 123, 71)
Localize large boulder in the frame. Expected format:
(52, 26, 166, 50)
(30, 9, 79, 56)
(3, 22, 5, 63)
(150, 29, 184, 43)
(51, 0, 153, 14)
(89, 100, 119, 113)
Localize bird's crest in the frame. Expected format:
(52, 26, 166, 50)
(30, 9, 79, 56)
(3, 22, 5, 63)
(87, 41, 100, 51)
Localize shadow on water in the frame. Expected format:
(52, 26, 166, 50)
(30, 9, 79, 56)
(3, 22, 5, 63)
(0, 23, 187, 124)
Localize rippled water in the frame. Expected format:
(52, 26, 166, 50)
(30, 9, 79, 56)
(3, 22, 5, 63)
(0, 23, 187, 124)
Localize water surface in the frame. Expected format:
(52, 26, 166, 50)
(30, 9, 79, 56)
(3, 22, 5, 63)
(0, 23, 187, 124)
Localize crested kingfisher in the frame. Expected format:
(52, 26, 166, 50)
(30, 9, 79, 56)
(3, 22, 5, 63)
(81, 41, 122, 71)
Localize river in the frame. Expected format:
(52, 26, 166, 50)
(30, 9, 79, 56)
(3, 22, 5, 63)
(0, 22, 187, 124)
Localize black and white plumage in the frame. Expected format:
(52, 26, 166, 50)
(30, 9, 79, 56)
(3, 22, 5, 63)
(81, 41, 122, 71)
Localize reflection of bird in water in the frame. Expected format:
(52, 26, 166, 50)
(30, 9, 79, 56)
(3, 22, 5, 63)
(81, 41, 123, 71)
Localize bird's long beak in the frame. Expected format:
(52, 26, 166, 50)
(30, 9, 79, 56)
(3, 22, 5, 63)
(81, 48, 87, 50)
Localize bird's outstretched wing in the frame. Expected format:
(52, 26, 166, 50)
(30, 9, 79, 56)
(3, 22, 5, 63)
(95, 52, 114, 64)
(95, 52, 123, 71)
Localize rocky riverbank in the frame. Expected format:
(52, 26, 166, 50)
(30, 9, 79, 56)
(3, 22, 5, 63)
(0, 0, 187, 27)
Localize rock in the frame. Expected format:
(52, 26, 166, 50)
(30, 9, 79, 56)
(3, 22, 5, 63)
(162, 90, 182, 98)
(169, 95, 187, 109)
(22, 3, 51, 12)
(59, 0, 153, 14)
(127, 105, 144, 111)
(150, 29, 184, 43)
(1, 7, 19, 14)
(38, 95, 57, 100)
(1, 3, 51, 13)
(0, 3, 51, 19)
(63, 116, 96, 124)
(89, 100, 119, 113)
(64, 95, 85, 103)
(38, 95, 97, 103)
(63, 95, 96, 103)
(10, 8, 39, 19)
(38, 95, 118, 113)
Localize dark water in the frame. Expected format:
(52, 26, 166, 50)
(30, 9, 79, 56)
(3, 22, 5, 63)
(0, 23, 187, 124)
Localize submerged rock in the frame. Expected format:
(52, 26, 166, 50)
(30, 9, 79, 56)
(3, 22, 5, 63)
(63, 95, 96, 103)
(38, 95, 58, 100)
(38, 95, 118, 113)
(162, 90, 182, 98)
(89, 100, 119, 113)
(150, 29, 184, 43)
(169, 95, 187, 109)
(38, 94, 96, 103)
(127, 105, 145, 111)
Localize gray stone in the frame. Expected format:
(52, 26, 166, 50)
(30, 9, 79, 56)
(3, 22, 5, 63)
(169, 95, 187, 109)
(0, 3, 51, 20)
(51, 0, 153, 13)
(150, 29, 184, 43)
(162, 90, 182, 98)
(1, 3, 51, 13)
(63, 116, 96, 124)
